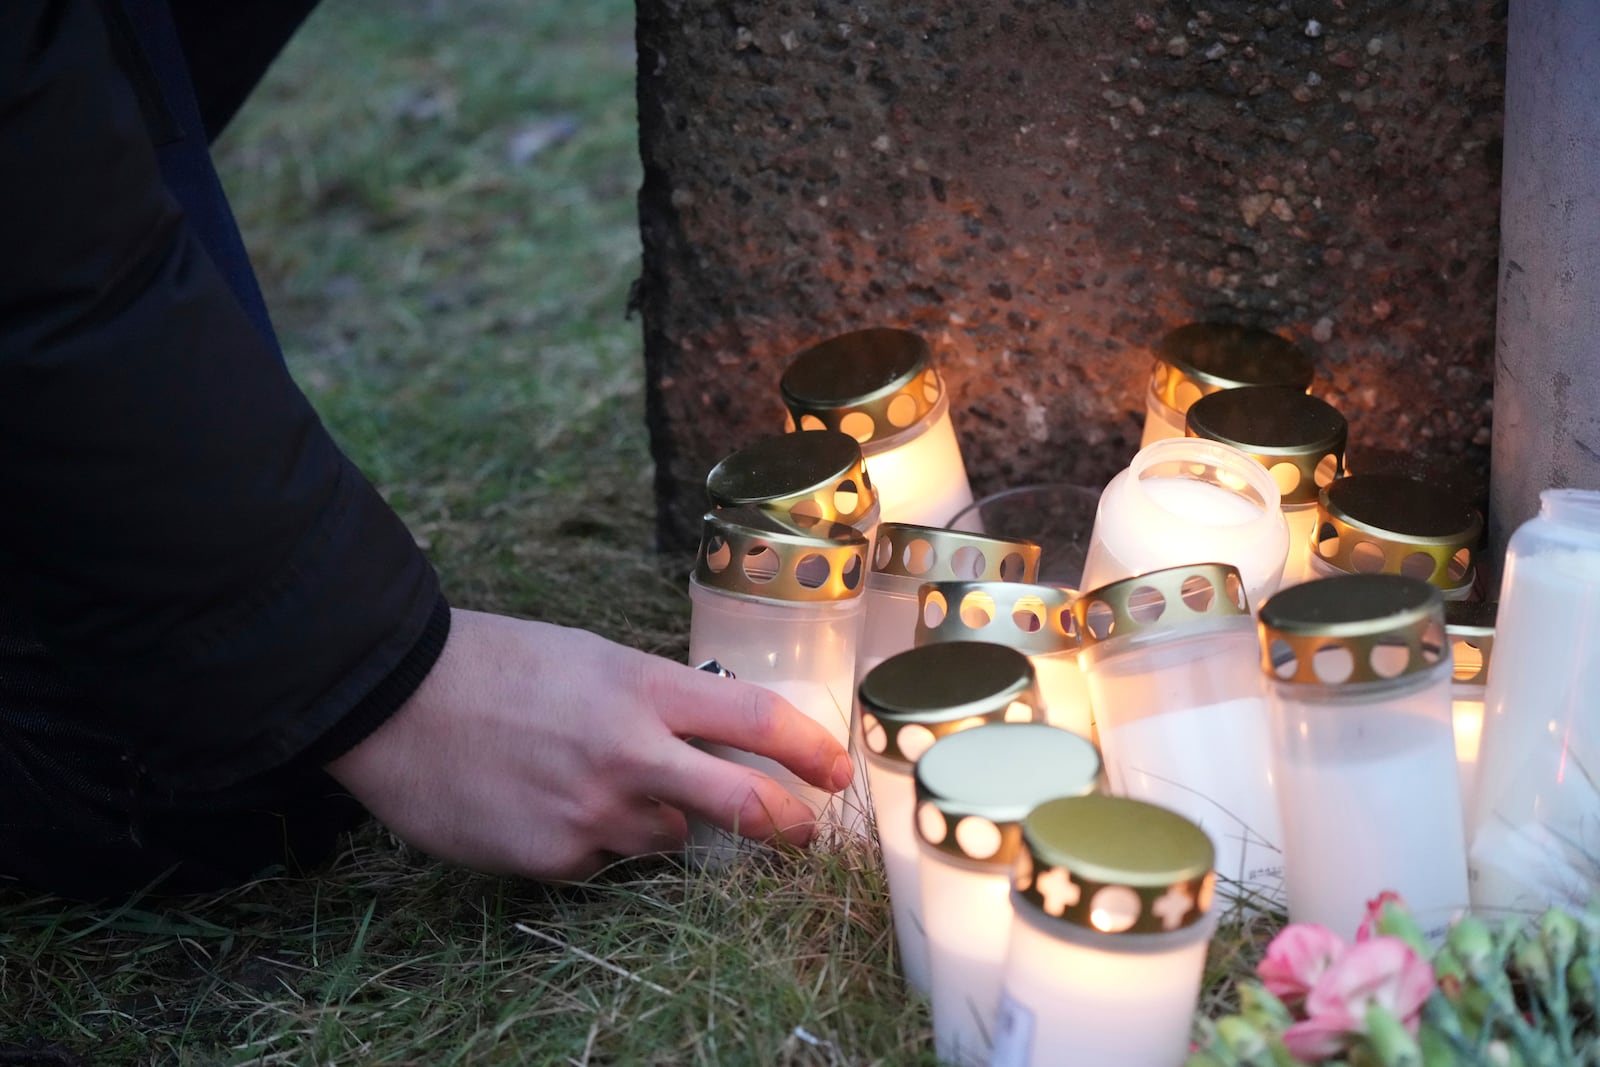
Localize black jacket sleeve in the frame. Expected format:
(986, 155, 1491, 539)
(0, 1, 447, 793)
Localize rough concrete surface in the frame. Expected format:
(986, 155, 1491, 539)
(636, 0, 1506, 550)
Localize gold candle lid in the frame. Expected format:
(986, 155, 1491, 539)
(1313, 474, 1482, 593)
(857, 642, 1045, 766)
(1150, 323, 1314, 414)
(706, 430, 878, 531)
(1013, 795, 1216, 934)
(1445, 600, 1496, 687)
(1185, 386, 1348, 506)
(915, 581, 1078, 656)
(1257, 574, 1447, 686)
(780, 328, 945, 449)
(692, 506, 867, 603)
(1073, 563, 1250, 649)
(871, 523, 1040, 584)
(914, 724, 1102, 866)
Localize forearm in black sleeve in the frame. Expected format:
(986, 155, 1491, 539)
(0, 0, 446, 792)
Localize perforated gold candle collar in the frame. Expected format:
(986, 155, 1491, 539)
(1257, 574, 1447, 686)
(1313, 474, 1482, 593)
(1445, 600, 1496, 687)
(1150, 323, 1314, 414)
(1073, 563, 1250, 649)
(1185, 386, 1348, 506)
(916, 581, 1078, 656)
(914, 724, 1102, 866)
(1013, 795, 1216, 935)
(780, 328, 945, 449)
(692, 507, 867, 603)
(857, 642, 1045, 766)
(706, 430, 878, 531)
(870, 523, 1040, 584)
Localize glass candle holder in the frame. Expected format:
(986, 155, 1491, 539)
(945, 482, 1102, 588)
(1080, 437, 1291, 609)
(914, 580, 1093, 741)
(914, 724, 1102, 1067)
(1468, 490, 1600, 917)
(1139, 322, 1314, 448)
(848, 525, 1039, 834)
(1186, 385, 1348, 588)
(857, 642, 1047, 995)
(1309, 473, 1482, 601)
(991, 795, 1219, 1067)
(686, 506, 867, 860)
(706, 428, 881, 546)
(1258, 574, 1469, 939)
(1073, 563, 1283, 907)
(781, 328, 974, 528)
(1444, 600, 1495, 818)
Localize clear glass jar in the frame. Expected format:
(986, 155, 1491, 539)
(706, 428, 881, 547)
(1081, 437, 1291, 609)
(914, 724, 1101, 1067)
(916, 580, 1093, 741)
(991, 795, 1218, 1067)
(781, 328, 974, 528)
(685, 507, 867, 860)
(1309, 473, 1482, 601)
(1468, 489, 1600, 917)
(1185, 385, 1348, 588)
(1259, 574, 1468, 939)
(1075, 563, 1283, 906)
(857, 642, 1047, 995)
(1138, 323, 1314, 448)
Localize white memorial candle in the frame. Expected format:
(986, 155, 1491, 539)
(781, 328, 974, 528)
(685, 507, 867, 861)
(914, 580, 1093, 741)
(1308, 473, 1482, 601)
(992, 795, 1219, 1067)
(1075, 563, 1284, 908)
(857, 643, 1047, 995)
(1138, 322, 1314, 449)
(1444, 601, 1495, 817)
(1259, 574, 1469, 940)
(914, 724, 1102, 1067)
(1081, 437, 1290, 609)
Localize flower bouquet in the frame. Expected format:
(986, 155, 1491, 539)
(1189, 893, 1600, 1066)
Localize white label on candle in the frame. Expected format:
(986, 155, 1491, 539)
(988, 992, 1034, 1067)
(1101, 697, 1284, 904)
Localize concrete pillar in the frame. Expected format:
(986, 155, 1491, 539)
(1489, 1, 1600, 562)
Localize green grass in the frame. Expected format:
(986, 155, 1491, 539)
(0, 2, 1266, 1062)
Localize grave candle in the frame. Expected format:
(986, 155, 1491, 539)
(1444, 600, 1495, 816)
(857, 642, 1046, 995)
(1080, 437, 1290, 609)
(1185, 385, 1348, 588)
(914, 724, 1102, 1067)
(914, 580, 1093, 741)
(1258, 574, 1469, 940)
(1139, 322, 1314, 448)
(991, 795, 1218, 1067)
(706, 428, 881, 546)
(1073, 563, 1284, 907)
(685, 507, 867, 861)
(781, 328, 974, 528)
(1308, 473, 1482, 601)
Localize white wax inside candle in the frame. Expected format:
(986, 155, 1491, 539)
(1100, 696, 1284, 906)
(1140, 477, 1265, 523)
(861, 407, 974, 529)
(1276, 705, 1468, 939)
(864, 757, 932, 994)
(919, 854, 1012, 1066)
(1469, 547, 1600, 916)
(991, 906, 1212, 1067)
(1031, 650, 1095, 742)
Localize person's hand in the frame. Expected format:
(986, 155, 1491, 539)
(326, 608, 854, 880)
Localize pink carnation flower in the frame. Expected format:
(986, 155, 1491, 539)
(1282, 936, 1435, 1062)
(1257, 923, 1346, 1008)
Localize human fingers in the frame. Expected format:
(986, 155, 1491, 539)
(644, 744, 824, 848)
(601, 798, 689, 859)
(652, 666, 853, 793)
